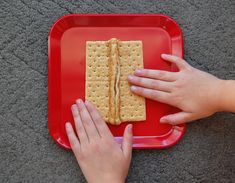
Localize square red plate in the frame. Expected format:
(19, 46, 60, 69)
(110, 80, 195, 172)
(48, 14, 186, 149)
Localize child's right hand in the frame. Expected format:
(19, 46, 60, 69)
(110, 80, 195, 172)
(128, 54, 226, 125)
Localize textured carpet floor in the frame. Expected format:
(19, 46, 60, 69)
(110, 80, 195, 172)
(0, 0, 234, 182)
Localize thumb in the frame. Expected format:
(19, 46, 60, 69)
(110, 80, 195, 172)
(161, 54, 190, 71)
(160, 112, 193, 125)
(122, 124, 133, 159)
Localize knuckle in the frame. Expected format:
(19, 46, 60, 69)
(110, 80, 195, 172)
(69, 137, 76, 146)
(67, 129, 73, 136)
(75, 121, 83, 131)
(137, 87, 144, 94)
(151, 80, 159, 89)
(173, 55, 183, 62)
(95, 116, 104, 124)
(171, 93, 182, 103)
(144, 69, 149, 75)
(135, 76, 142, 84)
(150, 91, 158, 99)
(175, 57, 182, 63)
(80, 107, 86, 113)
(73, 112, 79, 118)
(157, 70, 165, 79)
(174, 83, 182, 89)
(88, 105, 95, 112)
(160, 95, 168, 103)
(90, 141, 101, 151)
(76, 124, 83, 133)
(173, 80, 185, 89)
(83, 118, 91, 126)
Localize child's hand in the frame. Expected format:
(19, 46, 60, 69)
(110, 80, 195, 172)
(65, 99, 132, 183)
(128, 54, 224, 125)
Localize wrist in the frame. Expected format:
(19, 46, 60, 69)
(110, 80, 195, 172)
(90, 180, 124, 183)
(217, 79, 235, 112)
(89, 176, 125, 183)
(209, 78, 224, 113)
(97, 180, 124, 183)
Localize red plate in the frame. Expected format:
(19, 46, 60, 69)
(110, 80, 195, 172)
(48, 14, 186, 149)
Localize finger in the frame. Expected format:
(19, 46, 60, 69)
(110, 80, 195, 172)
(161, 54, 190, 71)
(130, 86, 171, 104)
(76, 99, 100, 140)
(122, 124, 133, 159)
(134, 69, 177, 82)
(71, 104, 89, 145)
(128, 75, 172, 92)
(85, 100, 113, 138)
(65, 122, 80, 154)
(160, 112, 193, 125)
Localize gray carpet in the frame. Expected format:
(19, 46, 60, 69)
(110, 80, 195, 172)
(0, 0, 234, 182)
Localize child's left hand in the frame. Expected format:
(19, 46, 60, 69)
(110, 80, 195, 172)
(65, 99, 133, 183)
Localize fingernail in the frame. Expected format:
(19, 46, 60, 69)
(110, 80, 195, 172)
(128, 74, 134, 80)
(65, 122, 71, 129)
(130, 86, 137, 91)
(76, 99, 83, 110)
(161, 54, 168, 59)
(76, 98, 82, 104)
(84, 100, 89, 106)
(160, 117, 167, 123)
(128, 124, 133, 133)
(135, 69, 142, 75)
(71, 104, 77, 110)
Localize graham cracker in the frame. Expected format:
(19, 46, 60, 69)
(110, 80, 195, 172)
(86, 38, 146, 125)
